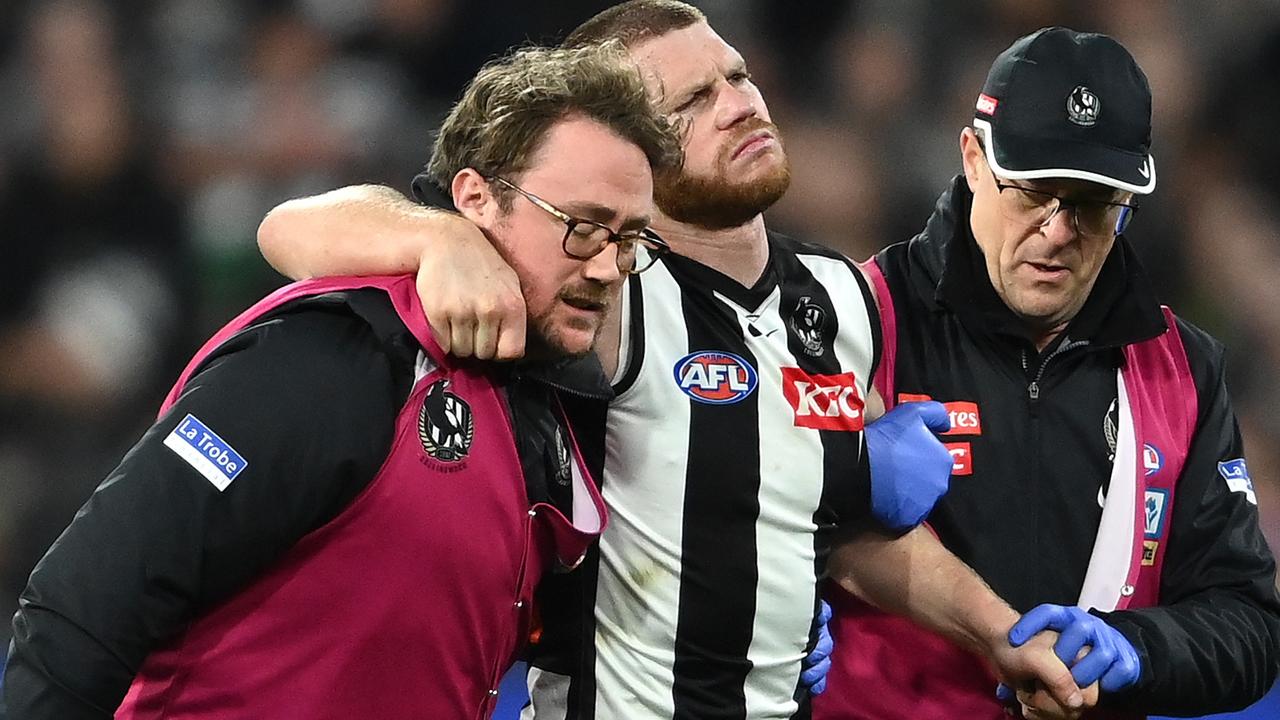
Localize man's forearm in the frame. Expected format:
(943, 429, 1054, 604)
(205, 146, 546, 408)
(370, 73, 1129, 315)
(829, 526, 1016, 655)
(257, 184, 453, 280)
(255, 182, 528, 360)
(830, 527, 1088, 713)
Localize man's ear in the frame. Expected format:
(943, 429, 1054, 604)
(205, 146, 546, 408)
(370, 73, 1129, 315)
(959, 127, 984, 193)
(451, 168, 495, 224)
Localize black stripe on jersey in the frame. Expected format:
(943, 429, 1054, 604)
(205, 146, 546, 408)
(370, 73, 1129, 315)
(671, 285, 762, 720)
(613, 275, 646, 396)
(532, 393, 611, 719)
(772, 235, 882, 382)
(774, 246, 870, 712)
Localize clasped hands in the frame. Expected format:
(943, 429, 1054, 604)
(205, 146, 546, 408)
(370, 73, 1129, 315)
(990, 604, 1142, 719)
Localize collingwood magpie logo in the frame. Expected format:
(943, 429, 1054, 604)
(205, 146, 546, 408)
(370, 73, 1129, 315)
(1067, 85, 1100, 127)
(418, 379, 475, 462)
(554, 425, 572, 486)
(1098, 397, 1119, 507)
(789, 295, 828, 357)
(1103, 397, 1119, 462)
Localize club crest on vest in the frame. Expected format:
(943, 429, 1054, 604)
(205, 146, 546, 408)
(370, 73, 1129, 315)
(418, 379, 475, 462)
(1067, 85, 1100, 127)
(554, 425, 572, 486)
(788, 295, 828, 357)
(1098, 397, 1119, 507)
(1103, 397, 1119, 462)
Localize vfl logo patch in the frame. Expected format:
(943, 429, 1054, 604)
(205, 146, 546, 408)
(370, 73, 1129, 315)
(673, 351, 758, 405)
(418, 379, 475, 462)
(163, 414, 247, 491)
(1144, 488, 1170, 539)
(788, 295, 829, 358)
(1143, 444, 1164, 476)
(945, 442, 973, 476)
(1218, 459, 1257, 505)
(782, 367, 864, 431)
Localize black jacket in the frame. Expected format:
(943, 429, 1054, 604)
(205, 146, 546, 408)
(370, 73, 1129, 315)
(873, 176, 1280, 715)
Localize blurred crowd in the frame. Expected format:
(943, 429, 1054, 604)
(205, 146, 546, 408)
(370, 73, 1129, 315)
(1, 0, 1278, 656)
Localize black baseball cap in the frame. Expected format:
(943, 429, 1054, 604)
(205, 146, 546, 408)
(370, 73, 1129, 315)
(973, 27, 1156, 194)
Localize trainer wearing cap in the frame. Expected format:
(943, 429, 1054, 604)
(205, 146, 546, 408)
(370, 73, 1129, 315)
(816, 26, 1280, 720)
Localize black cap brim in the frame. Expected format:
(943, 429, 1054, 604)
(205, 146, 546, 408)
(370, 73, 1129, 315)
(975, 118, 1156, 194)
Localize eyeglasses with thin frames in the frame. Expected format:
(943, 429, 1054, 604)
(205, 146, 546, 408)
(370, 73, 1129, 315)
(488, 176, 670, 274)
(976, 138, 1139, 237)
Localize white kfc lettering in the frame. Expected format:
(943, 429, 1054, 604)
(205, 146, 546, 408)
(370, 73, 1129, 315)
(792, 381, 861, 420)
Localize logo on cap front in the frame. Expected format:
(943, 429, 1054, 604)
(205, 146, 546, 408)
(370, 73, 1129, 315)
(1066, 85, 1100, 127)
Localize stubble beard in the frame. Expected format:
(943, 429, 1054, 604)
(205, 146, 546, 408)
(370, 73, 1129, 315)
(523, 283, 612, 362)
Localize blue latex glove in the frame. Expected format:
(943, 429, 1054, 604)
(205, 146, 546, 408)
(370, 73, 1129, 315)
(1006, 604, 1142, 693)
(865, 401, 954, 532)
(800, 600, 835, 695)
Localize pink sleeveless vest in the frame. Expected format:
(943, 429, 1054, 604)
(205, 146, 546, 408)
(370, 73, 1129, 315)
(810, 262, 1194, 720)
(115, 276, 606, 720)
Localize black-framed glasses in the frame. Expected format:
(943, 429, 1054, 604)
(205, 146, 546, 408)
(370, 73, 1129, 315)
(976, 140, 1138, 237)
(489, 176, 670, 274)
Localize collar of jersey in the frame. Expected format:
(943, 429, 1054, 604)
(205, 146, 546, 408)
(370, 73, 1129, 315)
(658, 241, 780, 312)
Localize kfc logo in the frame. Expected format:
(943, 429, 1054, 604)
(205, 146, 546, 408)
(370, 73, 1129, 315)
(945, 442, 973, 476)
(781, 367, 864, 431)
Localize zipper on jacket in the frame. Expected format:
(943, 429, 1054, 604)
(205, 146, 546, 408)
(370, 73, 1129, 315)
(1021, 337, 1090, 405)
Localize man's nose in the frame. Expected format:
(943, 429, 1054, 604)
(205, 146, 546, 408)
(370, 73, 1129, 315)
(1040, 204, 1080, 245)
(582, 243, 623, 284)
(716, 82, 757, 130)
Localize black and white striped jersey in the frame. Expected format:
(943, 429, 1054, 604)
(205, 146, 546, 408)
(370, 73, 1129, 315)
(525, 232, 880, 720)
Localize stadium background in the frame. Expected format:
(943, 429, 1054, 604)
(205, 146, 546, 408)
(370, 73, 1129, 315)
(0, 0, 1277, 716)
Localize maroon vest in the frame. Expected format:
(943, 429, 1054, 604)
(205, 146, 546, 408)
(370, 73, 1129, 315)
(811, 262, 1195, 720)
(115, 276, 606, 720)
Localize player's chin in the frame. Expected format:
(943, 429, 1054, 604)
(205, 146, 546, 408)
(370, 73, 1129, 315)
(542, 317, 600, 359)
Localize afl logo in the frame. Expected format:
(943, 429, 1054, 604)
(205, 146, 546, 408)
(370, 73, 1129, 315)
(418, 379, 475, 462)
(673, 351, 758, 405)
(1067, 85, 1100, 127)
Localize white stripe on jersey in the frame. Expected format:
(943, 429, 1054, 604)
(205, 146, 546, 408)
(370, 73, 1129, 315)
(595, 264, 689, 719)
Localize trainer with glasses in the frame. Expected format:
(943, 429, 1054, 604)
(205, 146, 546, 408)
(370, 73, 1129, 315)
(1, 42, 674, 719)
(816, 26, 1280, 720)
